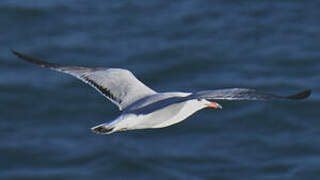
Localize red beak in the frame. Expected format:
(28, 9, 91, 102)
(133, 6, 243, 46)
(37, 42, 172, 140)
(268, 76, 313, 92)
(206, 101, 222, 109)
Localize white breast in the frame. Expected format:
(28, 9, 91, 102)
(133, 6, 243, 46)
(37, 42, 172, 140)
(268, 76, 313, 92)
(108, 99, 208, 131)
(152, 99, 207, 128)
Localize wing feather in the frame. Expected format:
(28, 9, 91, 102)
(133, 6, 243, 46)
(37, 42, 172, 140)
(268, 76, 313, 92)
(12, 50, 156, 110)
(192, 88, 311, 101)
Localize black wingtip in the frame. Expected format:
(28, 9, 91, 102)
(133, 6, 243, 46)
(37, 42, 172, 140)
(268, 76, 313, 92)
(11, 49, 21, 57)
(11, 49, 31, 61)
(286, 89, 312, 100)
(11, 49, 60, 68)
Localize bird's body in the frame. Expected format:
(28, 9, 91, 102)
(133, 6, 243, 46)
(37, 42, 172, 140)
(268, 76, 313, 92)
(96, 92, 207, 134)
(12, 50, 311, 134)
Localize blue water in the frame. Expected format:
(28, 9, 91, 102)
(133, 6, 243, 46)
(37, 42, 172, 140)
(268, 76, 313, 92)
(1, 0, 320, 179)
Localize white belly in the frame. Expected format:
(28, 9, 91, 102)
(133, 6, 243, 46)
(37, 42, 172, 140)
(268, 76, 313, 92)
(112, 99, 207, 130)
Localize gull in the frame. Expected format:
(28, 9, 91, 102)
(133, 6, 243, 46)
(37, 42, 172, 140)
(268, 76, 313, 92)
(12, 50, 311, 134)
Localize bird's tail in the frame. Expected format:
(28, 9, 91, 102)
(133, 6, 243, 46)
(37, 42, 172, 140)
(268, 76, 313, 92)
(91, 123, 115, 134)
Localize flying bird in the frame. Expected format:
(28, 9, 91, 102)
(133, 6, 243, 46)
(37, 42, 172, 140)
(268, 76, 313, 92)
(12, 50, 311, 134)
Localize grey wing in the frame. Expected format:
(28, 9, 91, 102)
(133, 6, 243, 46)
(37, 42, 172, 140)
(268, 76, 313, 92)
(12, 50, 157, 110)
(192, 88, 311, 101)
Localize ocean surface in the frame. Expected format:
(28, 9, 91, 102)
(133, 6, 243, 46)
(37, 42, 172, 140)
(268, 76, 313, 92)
(1, 0, 319, 179)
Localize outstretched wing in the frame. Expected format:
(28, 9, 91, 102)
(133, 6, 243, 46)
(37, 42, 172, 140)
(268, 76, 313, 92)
(192, 88, 311, 101)
(12, 50, 157, 110)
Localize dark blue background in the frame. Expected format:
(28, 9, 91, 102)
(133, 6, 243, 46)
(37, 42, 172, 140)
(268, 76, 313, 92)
(1, 0, 319, 179)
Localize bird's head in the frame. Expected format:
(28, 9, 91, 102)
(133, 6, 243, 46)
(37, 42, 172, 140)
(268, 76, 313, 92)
(198, 99, 222, 109)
